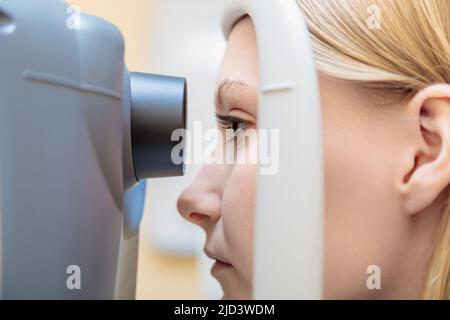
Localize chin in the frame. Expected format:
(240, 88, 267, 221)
(220, 288, 252, 300)
(221, 293, 236, 300)
(220, 289, 233, 300)
(216, 272, 252, 299)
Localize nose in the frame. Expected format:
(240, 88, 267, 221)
(177, 164, 222, 230)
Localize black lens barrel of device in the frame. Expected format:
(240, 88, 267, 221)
(129, 72, 186, 180)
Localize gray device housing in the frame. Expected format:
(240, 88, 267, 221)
(0, 0, 186, 299)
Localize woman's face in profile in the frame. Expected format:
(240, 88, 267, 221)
(177, 17, 433, 299)
(177, 17, 258, 300)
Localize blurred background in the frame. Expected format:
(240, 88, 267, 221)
(68, 0, 226, 299)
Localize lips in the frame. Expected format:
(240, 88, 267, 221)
(204, 248, 232, 266)
(204, 248, 233, 277)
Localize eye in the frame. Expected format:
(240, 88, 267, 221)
(215, 113, 249, 139)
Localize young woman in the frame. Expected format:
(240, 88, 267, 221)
(177, 0, 450, 299)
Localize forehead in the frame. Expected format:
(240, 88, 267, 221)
(216, 17, 259, 92)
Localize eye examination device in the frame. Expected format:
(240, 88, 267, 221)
(0, 0, 322, 300)
(0, 0, 186, 299)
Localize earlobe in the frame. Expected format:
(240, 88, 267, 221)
(399, 85, 450, 215)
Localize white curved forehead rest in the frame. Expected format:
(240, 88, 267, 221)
(221, 0, 324, 299)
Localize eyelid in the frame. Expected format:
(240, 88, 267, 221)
(215, 108, 256, 125)
(215, 113, 246, 123)
(215, 113, 248, 127)
(228, 108, 256, 124)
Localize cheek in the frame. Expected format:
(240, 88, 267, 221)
(322, 109, 404, 298)
(221, 163, 257, 280)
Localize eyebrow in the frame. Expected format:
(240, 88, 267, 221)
(215, 80, 248, 110)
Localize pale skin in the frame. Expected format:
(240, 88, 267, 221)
(177, 17, 450, 299)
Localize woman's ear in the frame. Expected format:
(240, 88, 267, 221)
(398, 84, 450, 215)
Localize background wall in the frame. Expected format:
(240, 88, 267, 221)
(68, 0, 225, 299)
(69, 0, 153, 71)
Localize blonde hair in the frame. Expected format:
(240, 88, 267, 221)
(296, 0, 450, 299)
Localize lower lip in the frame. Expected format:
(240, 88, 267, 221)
(211, 260, 232, 274)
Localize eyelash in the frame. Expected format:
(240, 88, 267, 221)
(215, 113, 249, 134)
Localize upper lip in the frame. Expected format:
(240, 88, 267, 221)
(204, 248, 232, 265)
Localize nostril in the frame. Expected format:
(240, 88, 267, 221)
(189, 212, 208, 224)
(0, 10, 15, 35)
